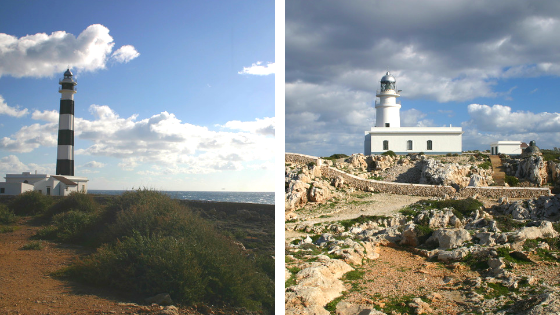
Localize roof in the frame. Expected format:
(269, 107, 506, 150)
(381, 71, 396, 83)
(51, 175, 78, 186)
(64, 68, 73, 77)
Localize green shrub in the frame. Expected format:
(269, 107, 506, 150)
(382, 150, 397, 158)
(63, 190, 274, 313)
(21, 241, 44, 250)
(0, 204, 17, 224)
(10, 191, 53, 216)
(51, 210, 101, 243)
(34, 225, 58, 240)
(45, 192, 99, 218)
(478, 161, 492, 170)
(67, 232, 273, 312)
(322, 154, 349, 160)
(505, 175, 519, 187)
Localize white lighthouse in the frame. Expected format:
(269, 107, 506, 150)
(365, 72, 463, 155)
(56, 68, 76, 176)
(375, 72, 401, 128)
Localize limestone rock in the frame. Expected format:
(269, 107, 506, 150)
(427, 228, 472, 250)
(408, 297, 432, 314)
(400, 224, 419, 247)
(516, 155, 548, 186)
(335, 301, 386, 315)
(285, 256, 353, 315)
(517, 221, 559, 240)
(285, 180, 310, 211)
(146, 293, 173, 306)
(308, 181, 332, 203)
(524, 291, 560, 315)
(157, 306, 179, 315)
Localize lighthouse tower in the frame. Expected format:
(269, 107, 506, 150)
(56, 69, 76, 176)
(375, 72, 401, 128)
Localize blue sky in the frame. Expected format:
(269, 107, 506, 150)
(286, 0, 560, 157)
(0, 1, 275, 191)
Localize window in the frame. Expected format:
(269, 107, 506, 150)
(407, 140, 413, 150)
(427, 140, 433, 151)
(385, 123, 390, 127)
(0, 188, 4, 194)
(383, 140, 389, 150)
(46, 187, 50, 196)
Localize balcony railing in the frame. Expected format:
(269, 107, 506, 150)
(375, 99, 401, 106)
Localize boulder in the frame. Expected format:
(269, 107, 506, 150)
(427, 228, 472, 250)
(400, 224, 419, 247)
(408, 297, 432, 314)
(517, 221, 559, 240)
(285, 256, 353, 315)
(516, 155, 548, 186)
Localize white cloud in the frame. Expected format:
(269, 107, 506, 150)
(111, 45, 140, 63)
(219, 117, 275, 136)
(0, 95, 28, 117)
(465, 104, 560, 133)
(31, 109, 59, 123)
(0, 155, 52, 175)
(0, 104, 275, 174)
(238, 61, 275, 75)
(0, 123, 57, 152)
(0, 24, 139, 78)
(82, 161, 106, 168)
(461, 104, 560, 150)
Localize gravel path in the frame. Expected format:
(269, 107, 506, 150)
(0, 219, 143, 314)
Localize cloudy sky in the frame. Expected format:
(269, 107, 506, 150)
(286, 0, 560, 157)
(0, 1, 274, 191)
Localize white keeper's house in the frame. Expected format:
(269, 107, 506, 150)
(364, 72, 463, 155)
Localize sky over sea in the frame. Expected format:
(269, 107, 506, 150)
(286, 0, 560, 157)
(0, 1, 274, 191)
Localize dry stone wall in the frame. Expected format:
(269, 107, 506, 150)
(286, 153, 550, 199)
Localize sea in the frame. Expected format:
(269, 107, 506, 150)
(88, 190, 274, 205)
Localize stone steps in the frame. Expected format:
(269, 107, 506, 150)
(490, 155, 506, 185)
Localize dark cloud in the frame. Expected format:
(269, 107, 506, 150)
(286, 0, 560, 156)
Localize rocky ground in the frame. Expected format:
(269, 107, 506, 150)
(285, 155, 560, 315)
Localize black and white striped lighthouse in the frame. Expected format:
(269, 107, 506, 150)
(56, 69, 76, 176)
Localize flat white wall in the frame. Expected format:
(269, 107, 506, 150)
(366, 127, 463, 154)
(491, 142, 522, 155)
(0, 182, 34, 195)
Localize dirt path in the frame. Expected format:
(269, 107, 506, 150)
(286, 192, 426, 239)
(0, 219, 150, 314)
(490, 155, 506, 186)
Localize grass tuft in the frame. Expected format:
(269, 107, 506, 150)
(21, 241, 44, 250)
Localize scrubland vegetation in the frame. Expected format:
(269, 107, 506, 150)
(3, 190, 274, 314)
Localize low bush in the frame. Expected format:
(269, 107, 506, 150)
(45, 193, 99, 218)
(505, 175, 519, 187)
(10, 191, 53, 216)
(322, 153, 349, 160)
(51, 210, 101, 243)
(21, 241, 44, 250)
(62, 190, 274, 313)
(0, 204, 17, 224)
(478, 160, 492, 170)
(382, 150, 397, 158)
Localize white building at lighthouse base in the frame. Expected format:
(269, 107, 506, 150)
(365, 126, 463, 155)
(364, 72, 463, 155)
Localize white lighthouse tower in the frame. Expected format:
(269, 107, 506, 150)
(375, 72, 401, 128)
(56, 69, 76, 176)
(365, 72, 463, 155)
